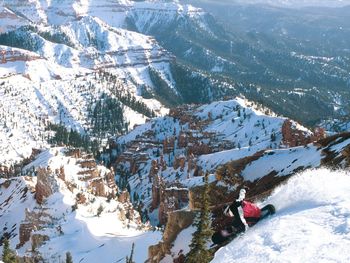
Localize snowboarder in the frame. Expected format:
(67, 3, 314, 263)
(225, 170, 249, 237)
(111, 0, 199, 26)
(212, 188, 275, 245)
(223, 188, 261, 234)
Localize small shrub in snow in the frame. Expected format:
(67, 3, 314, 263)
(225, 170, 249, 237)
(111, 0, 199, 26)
(97, 204, 104, 217)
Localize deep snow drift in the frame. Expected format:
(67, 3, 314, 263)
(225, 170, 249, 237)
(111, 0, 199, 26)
(212, 168, 350, 263)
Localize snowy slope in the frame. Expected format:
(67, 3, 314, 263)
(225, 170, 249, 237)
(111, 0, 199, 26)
(113, 98, 315, 218)
(212, 168, 350, 263)
(0, 69, 159, 165)
(0, 9, 174, 164)
(0, 147, 161, 262)
(1, 0, 203, 27)
(0, 7, 27, 33)
(0, 0, 205, 165)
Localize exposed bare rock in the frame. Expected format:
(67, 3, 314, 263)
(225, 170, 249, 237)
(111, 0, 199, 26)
(342, 145, 350, 166)
(151, 175, 164, 210)
(149, 159, 160, 183)
(160, 155, 167, 171)
(31, 234, 49, 250)
(118, 190, 130, 203)
(76, 192, 87, 204)
(215, 151, 265, 184)
(57, 166, 65, 181)
(18, 223, 34, 248)
(282, 119, 325, 147)
(0, 178, 11, 189)
(105, 169, 117, 189)
(0, 48, 41, 64)
(77, 168, 99, 181)
(89, 178, 106, 197)
(77, 159, 97, 169)
(173, 156, 186, 171)
(65, 148, 82, 158)
(159, 187, 189, 225)
(163, 137, 175, 154)
(35, 168, 58, 204)
(148, 210, 196, 263)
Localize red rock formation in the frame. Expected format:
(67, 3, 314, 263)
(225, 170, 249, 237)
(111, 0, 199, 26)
(105, 170, 116, 189)
(0, 48, 41, 64)
(118, 190, 130, 203)
(148, 210, 195, 263)
(35, 168, 58, 204)
(173, 156, 186, 171)
(31, 234, 49, 250)
(187, 142, 211, 156)
(65, 148, 81, 158)
(151, 175, 165, 210)
(281, 119, 324, 147)
(187, 154, 196, 175)
(149, 159, 159, 182)
(18, 223, 34, 248)
(160, 155, 167, 171)
(17, 209, 53, 248)
(57, 166, 65, 181)
(178, 133, 188, 148)
(163, 137, 175, 154)
(158, 187, 189, 225)
(89, 178, 106, 197)
(77, 159, 97, 169)
(76, 193, 87, 204)
(313, 127, 326, 141)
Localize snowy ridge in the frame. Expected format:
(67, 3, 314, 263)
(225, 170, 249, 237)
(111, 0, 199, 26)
(113, 98, 315, 218)
(0, 11, 175, 165)
(0, 147, 161, 262)
(1, 0, 203, 27)
(212, 168, 350, 263)
(232, 0, 350, 8)
(0, 0, 206, 166)
(0, 68, 165, 165)
(0, 6, 27, 33)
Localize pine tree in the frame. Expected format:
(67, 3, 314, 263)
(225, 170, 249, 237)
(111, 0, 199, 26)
(65, 252, 73, 263)
(125, 243, 135, 263)
(2, 238, 17, 263)
(186, 173, 213, 263)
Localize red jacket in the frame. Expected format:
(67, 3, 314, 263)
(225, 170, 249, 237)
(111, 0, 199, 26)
(242, 200, 261, 219)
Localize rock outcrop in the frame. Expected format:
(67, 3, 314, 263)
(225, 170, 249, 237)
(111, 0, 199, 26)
(148, 210, 196, 263)
(35, 168, 58, 204)
(282, 119, 325, 147)
(158, 187, 189, 225)
(17, 208, 53, 248)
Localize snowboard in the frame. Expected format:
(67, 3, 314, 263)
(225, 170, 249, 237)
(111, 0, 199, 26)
(211, 204, 275, 247)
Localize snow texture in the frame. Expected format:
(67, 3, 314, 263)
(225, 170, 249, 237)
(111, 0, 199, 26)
(0, 148, 161, 262)
(212, 168, 350, 263)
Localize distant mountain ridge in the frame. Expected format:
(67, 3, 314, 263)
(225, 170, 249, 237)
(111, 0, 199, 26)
(227, 0, 350, 8)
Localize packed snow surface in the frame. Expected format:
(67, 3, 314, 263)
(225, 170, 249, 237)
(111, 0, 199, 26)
(212, 168, 350, 263)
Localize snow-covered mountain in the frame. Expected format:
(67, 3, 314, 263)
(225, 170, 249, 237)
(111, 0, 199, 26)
(232, 0, 350, 8)
(0, 147, 161, 262)
(151, 130, 350, 262)
(1, 98, 350, 262)
(1, 1, 350, 262)
(0, 0, 238, 165)
(108, 98, 326, 229)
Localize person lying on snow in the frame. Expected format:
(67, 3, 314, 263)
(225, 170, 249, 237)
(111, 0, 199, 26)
(221, 188, 261, 236)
